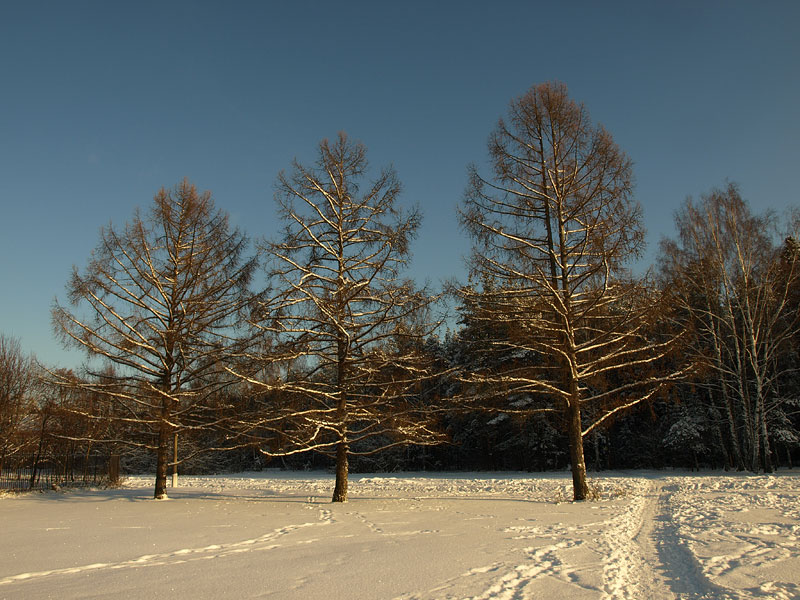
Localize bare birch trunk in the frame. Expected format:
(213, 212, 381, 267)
(709, 313, 745, 470)
(747, 386, 760, 473)
(663, 187, 800, 475)
(758, 396, 773, 473)
(708, 403, 730, 470)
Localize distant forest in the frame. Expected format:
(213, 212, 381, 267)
(2, 83, 798, 501)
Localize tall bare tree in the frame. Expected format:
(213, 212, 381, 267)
(0, 334, 37, 472)
(235, 133, 441, 502)
(459, 82, 683, 500)
(52, 180, 256, 498)
(660, 184, 800, 472)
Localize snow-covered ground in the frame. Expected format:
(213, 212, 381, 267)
(1, 470, 799, 599)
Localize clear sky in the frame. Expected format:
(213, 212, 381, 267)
(1, 1, 798, 368)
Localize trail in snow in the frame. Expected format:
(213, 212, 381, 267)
(598, 479, 653, 600)
(0, 502, 334, 587)
(391, 474, 800, 600)
(666, 476, 800, 600)
(1, 471, 799, 600)
(451, 478, 657, 600)
(653, 483, 740, 600)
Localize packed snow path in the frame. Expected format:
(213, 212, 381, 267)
(1, 471, 798, 599)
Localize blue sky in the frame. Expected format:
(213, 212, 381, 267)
(1, 1, 798, 368)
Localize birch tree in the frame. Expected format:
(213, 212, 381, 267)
(459, 82, 683, 500)
(0, 335, 37, 472)
(237, 133, 441, 502)
(659, 184, 800, 472)
(52, 180, 256, 498)
(36, 368, 125, 465)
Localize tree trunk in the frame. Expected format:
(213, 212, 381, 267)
(83, 442, 93, 482)
(759, 398, 773, 473)
(29, 410, 50, 490)
(718, 385, 745, 471)
(331, 437, 349, 502)
(154, 398, 171, 499)
(710, 331, 744, 469)
(332, 323, 349, 502)
(567, 400, 589, 501)
(709, 404, 730, 470)
(750, 394, 761, 473)
(592, 431, 601, 471)
(172, 432, 179, 488)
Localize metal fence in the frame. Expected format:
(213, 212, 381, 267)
(0, 453, 120, 491)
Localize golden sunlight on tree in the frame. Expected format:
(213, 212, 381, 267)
(458, 82, 687, 500)
(52, 180, 256, 499)
(230, 133, 442, 502)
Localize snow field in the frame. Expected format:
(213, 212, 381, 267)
(0, 471, 798, 599)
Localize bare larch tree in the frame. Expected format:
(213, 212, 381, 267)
(459, 82, 683, 500)
(52, 180, 256, 498)
(236, 133, 441, 502)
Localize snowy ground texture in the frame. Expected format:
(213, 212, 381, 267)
(1, 471, 799, 600)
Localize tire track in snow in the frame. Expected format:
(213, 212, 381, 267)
(0, 507, 334, 586)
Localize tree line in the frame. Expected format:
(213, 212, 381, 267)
(1, 82, 798, 502)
